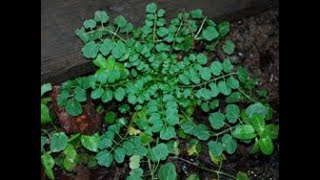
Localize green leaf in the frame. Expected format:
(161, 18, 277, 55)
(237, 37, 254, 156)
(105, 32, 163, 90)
(158, 163, 177, 180)
(201, 102, 210, 112)
(202, 26, 219, 41)
(96, 150, 113, 167)
(41, 104, 52, 125)
(98, 138, 113, 149)
(74, 86, 87, 102)
(114, 87, 126, 101)
(160, 126, 176, 140)
(197, 53, 207, 65)
(190, 9, 202, 19)
(127, 168, 144, 180)
(114, 15, 127, 28)
(261, 124, 278, 139)
(93, 54, 107, 69)
(75, 28, 89, 43)
(119, 104, 130, 114)
(129, 155, 141, 169)
(196, 88, 212, 100)
(167, 141, 180, 156)
(112, 41, 126, 59)
(157, 9, 166, 17)
(91, 87, 104, 100)
(41, 83, 52, 97)
(146, 3, 157, 13)
(210, 99, 219, 109)
(232, 125, 256, 140)
(50, 132, 68, 152)
(258, 136, 274, 155)
(209, 112, 225, 130)
(192, 124, 210, 141)
(151, 143, 169, 162)
(227, 76, 239, 89)
(63, 144, 78, 172)
(104, 111, 116, 124)
(236, 172, 249, 180)
(210, 61, 223, 76)
(81, 134, 100, 152)
(208, 141, 223, 157)
(101, 90, 113, 103)
(226, 92, 242, 103)
(237, 66, 248, 82)
(84, 19, 96, 29)
(223, 58, 233, 73)
(186, 174, 200, 180)
(41, 136, 48, 150)
(222, 40, 235, 55)
(179, 74, 191, 85)
(199, 67, 211, 81)
(100, 39, 114, 56)
(218, 21, 230, 37)
(114, 147, 126, 163)
(156, 43, 170, 52)
(180, 120, 196, 134)
(42, 153, 55, 180)
(123, 141, 135, 156)
(250, 139, 260, 154)
(94, 10, 109, 23)
(82, 41, 99, 59)
(221, 134, 237, 154)
(251, 114, 265, 133)
(209, 82, 219, 98)
(157, 27, 169, 37)
(246, 102, 268, 119)
(225, 104, 240, 123)
(218, 81, 231, 96)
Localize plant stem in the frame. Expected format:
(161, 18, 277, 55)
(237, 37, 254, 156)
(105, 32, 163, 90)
(41, 129, 52, 139)
(182, 10, 195, 48)
(195, 16, 207, 39)
(238, 88, 256, 103)
(153, 12, 158, 46)
(147, 144, 155, 180)
(87, 27, 126, 42)
(170, 20, 184, 54)
(68, 133, 81, 142)
(211, 126, 236, 137)
(170, 157, 236, 179)
(180, 72, 237, 88)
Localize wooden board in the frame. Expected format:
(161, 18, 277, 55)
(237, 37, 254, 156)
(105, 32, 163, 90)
(41, 0, 270, 85)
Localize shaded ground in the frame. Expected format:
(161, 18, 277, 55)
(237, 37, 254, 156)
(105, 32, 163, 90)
(44, 5, 279, 180)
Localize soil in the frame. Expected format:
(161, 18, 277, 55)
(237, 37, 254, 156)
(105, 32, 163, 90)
(45, 5, 279, 180)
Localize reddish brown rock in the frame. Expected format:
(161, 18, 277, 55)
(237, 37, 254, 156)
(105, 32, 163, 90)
(50, 86, 101, 135)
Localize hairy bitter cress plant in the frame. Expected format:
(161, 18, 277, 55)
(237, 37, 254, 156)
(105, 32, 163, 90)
(41, 3, 279, 180)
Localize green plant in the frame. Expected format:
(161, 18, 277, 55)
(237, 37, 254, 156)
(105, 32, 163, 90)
(41, 83, 53, 125)
(42, 3, 279, 180)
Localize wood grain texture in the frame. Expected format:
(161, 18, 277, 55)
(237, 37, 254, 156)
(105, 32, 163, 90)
(41, 0, 270, 85)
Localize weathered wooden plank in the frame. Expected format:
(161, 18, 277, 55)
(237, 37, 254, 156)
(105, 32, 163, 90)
(41, 0, 270, 85)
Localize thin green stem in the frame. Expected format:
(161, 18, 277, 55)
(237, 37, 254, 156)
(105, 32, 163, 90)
(87, 27, 126, 42)
(153, 12, 158, 45)
(113, 26, 120, 40)
(170, 20, 184, 54)
(147, 144, 155, 180)
(211, 126, 236, 137)
(180, 72, 237, 88)
(41, 129, 52, 139)
(238, 88, 256, 103)
(68, 133, 81, 142)
(170, 157, 236, 179)
(195, 16, 207, 39)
